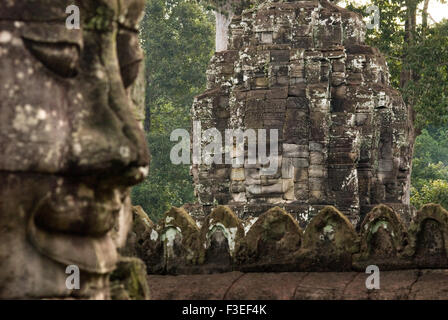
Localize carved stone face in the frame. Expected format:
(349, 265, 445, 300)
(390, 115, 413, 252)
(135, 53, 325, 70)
(0, 0, 149, 299)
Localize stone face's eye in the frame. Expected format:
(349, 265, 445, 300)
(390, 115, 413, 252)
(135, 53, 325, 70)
(117, 29, 143, 88)
(22, 37, 80, 78)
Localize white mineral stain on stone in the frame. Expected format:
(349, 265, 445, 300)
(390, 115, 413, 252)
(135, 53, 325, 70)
(244, 217, 258, 234)
(12, 105, 45, 133)
(371, 221, 389, 234)
(207, 223, 238, 253)
(139, 166, 149, 177)
(0, 31, 12, 43)
(96, 70, 105, 79)
(320, 224, 335, 241)
(73, 143, 82, 155)
(119, 146, 130, 159)
(165, 216, 174, 224)
(342, 168, 357, 190)
(150, 229, 158, 241)
(36, 109, 47, 120)
(161, 227, 181, 248)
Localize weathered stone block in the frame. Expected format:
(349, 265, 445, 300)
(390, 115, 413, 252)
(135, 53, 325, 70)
(353, 204, 409, 270)
(405, 204, 448, 269)
(296, 206, 359, 271)
(199, 206, 245, 272)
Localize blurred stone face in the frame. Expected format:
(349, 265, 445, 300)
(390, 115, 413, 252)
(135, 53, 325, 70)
(0, 0, 149, 299)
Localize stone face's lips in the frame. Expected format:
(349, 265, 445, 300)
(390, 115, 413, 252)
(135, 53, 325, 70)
(27, 216, 118, 274)
(33, 190, 122, 237)
(25, 179, 128, 275)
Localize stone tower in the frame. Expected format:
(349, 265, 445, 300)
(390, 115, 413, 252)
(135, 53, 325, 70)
(191, 0, 414, 227)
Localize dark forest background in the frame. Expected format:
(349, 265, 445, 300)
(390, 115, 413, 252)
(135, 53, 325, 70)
(131, 0, 448, 222)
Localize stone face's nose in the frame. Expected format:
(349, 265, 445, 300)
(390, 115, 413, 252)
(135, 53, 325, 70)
(68, 25, 149, 181)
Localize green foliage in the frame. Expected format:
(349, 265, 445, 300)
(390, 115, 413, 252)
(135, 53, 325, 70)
(140, 0, 215, 131)
(411, 180, 448, 210)
(403, 21, 448, 129)
(411, 127, 448, 190)
(411, 127, 448, 211)
(131, 133, 195, 222)
(131, 0, 214, 222)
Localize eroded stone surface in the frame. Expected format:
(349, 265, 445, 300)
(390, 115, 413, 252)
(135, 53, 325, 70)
(138, 204, 448, 274)
(295, 206, 358, 271)
(159, 207, 201, 274)
(353, 204, 409, 270)
(236, 206, 302, 271)
(110, 256, 151, 300)
(405, 204, 448, 268)
(199, 206, 245, 272)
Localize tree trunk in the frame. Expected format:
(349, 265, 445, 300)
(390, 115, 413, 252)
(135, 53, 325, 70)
(422, 0, 430, 37)
(215, 9, 234, 52)
(401, 0, 417, 90)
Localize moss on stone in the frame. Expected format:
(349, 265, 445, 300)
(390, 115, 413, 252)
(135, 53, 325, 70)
(236, 206, 303, 267)
(200, 205, 244, 258)
(303, 206, 358, 253)
(110, 256, 150, 300)
(159, 207, 201, 268)
(405, 203, 448, 259)
(353, 204, 409, 270)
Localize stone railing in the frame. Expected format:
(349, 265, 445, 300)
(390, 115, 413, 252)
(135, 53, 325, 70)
(127, 203, 448, 274)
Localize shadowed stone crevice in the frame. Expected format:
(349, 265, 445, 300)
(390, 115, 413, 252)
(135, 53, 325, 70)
(408, 270, 448, 299)
(407, 270, 422, 300)
(222, 272, 247, 299)
(341, 272, 360, 298)
(291, 272, 310, 300)
(404, 204, 448, 269)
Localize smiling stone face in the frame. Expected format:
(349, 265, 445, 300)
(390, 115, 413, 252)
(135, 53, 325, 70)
(191, 0, 415, 227)
(0, 0, 149, 299)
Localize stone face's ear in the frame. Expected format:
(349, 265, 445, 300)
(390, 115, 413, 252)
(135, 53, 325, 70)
(236, 206, 302, 271)
(199, 205, 244, 272)
(299, 206, 358, 271)
(353, 204, 408, 270)
(158, 207, 201, 274)
(406, 204, 448, 268)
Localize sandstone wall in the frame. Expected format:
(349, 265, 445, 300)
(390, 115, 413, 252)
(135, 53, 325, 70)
(131, 203, 448, 274)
